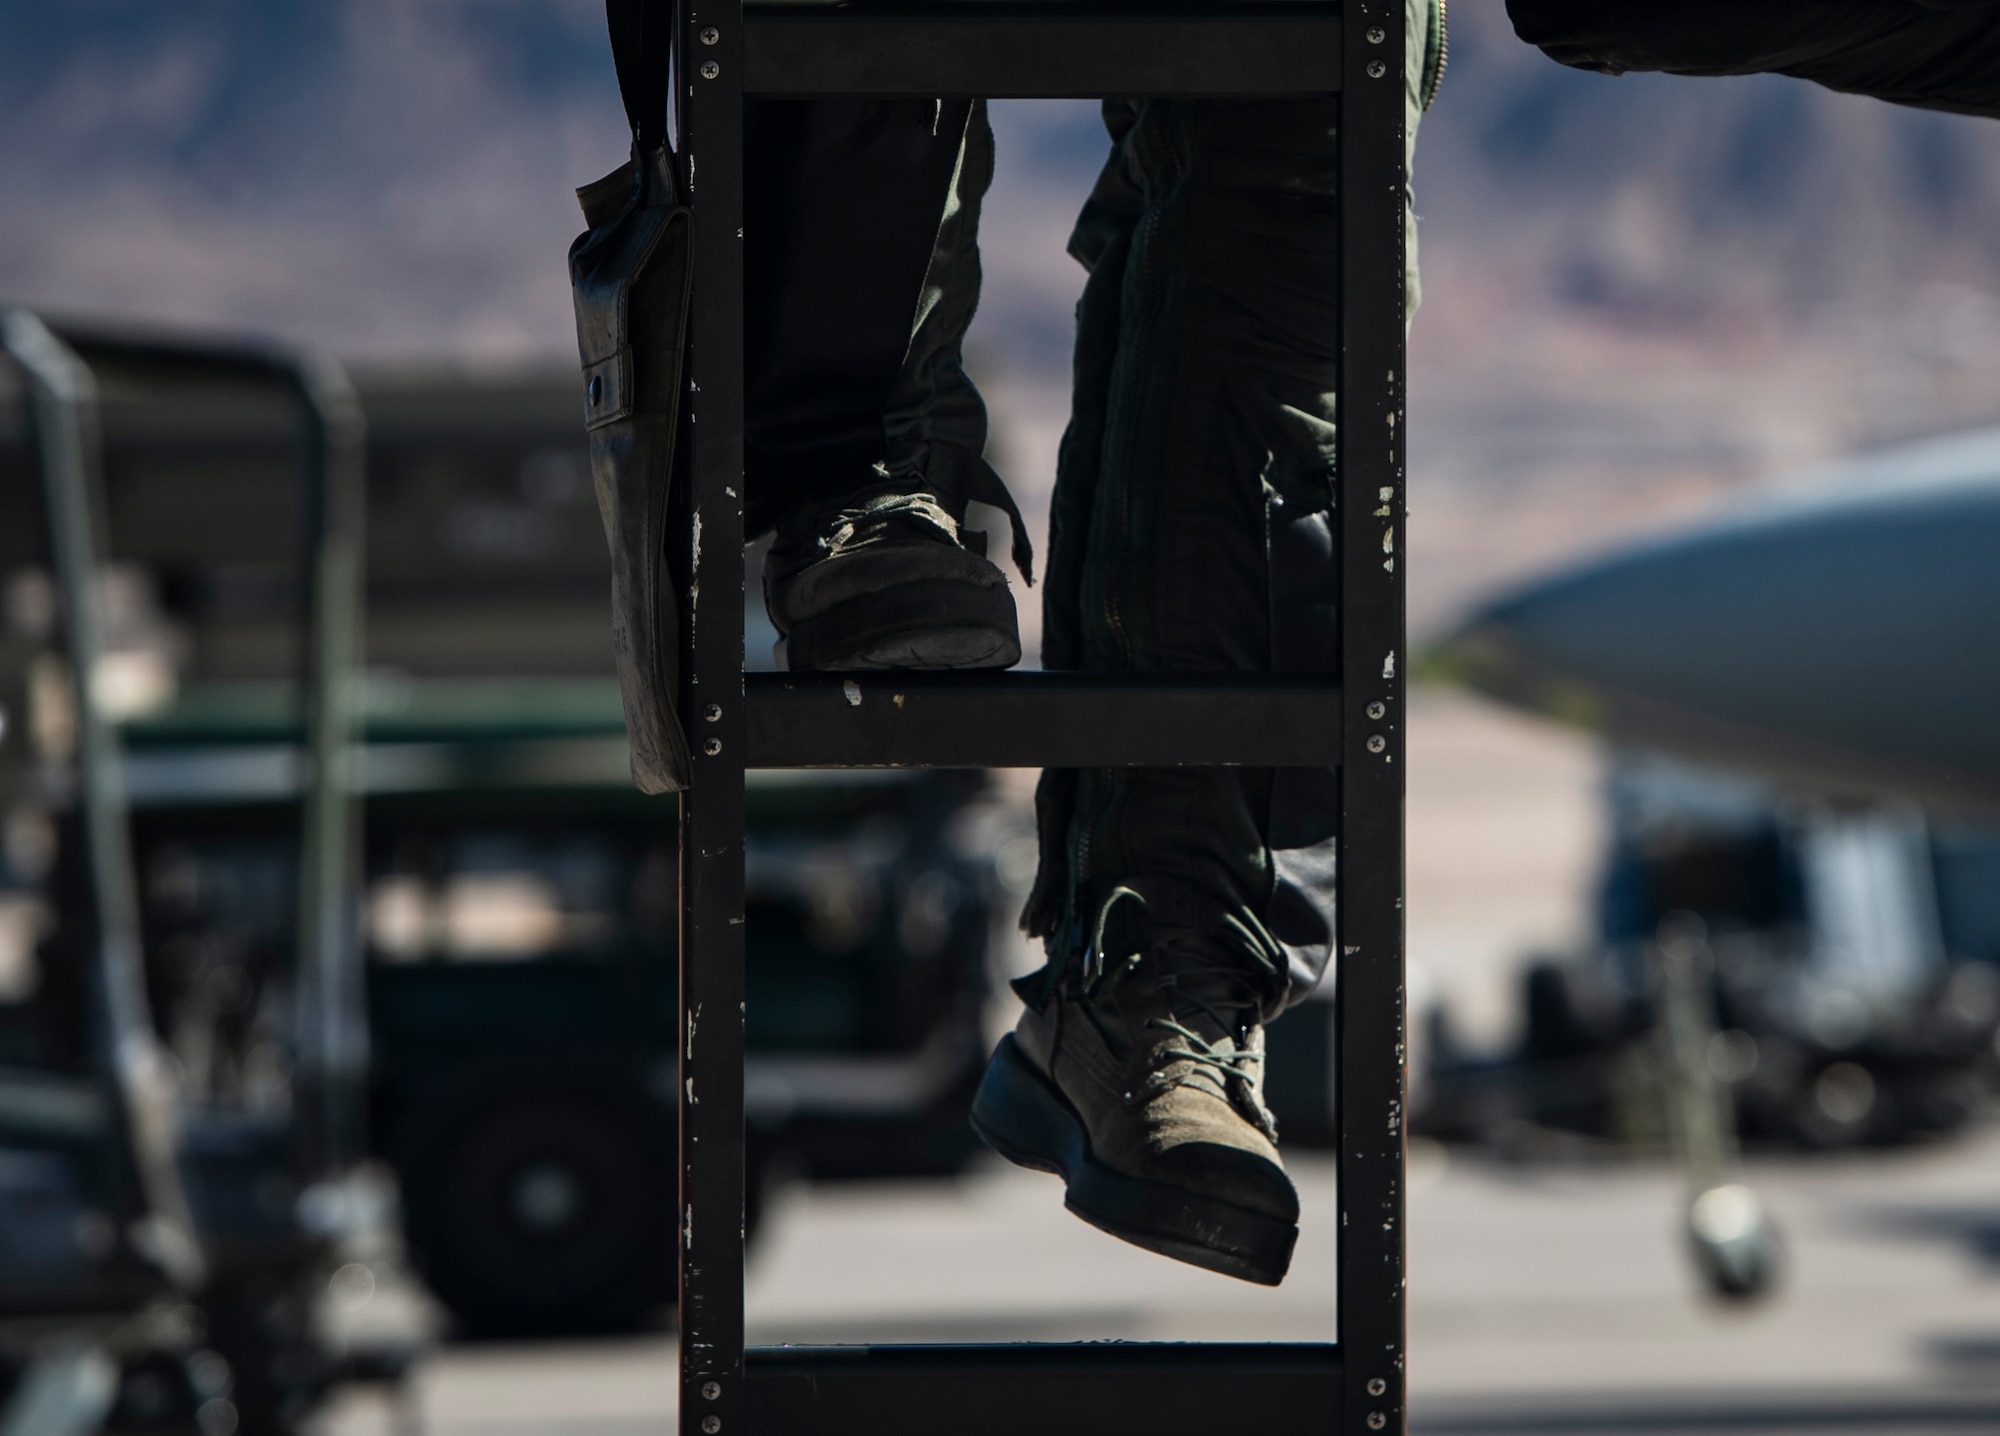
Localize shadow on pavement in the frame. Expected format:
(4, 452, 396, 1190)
(1414, 1387, 2000, 1435)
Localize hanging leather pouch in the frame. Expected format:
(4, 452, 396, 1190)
(569, 0, 694, 793)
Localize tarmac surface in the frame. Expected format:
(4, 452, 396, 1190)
(322, 1125, 2000, 1436)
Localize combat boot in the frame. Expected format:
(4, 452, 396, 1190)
(971, 915, 1299, 1286)
(764, 472, 1024, 671)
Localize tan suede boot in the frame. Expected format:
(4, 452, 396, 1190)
(971, 935, 1299, 1285)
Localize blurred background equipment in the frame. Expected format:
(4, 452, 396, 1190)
(1412, 422, 2000, 1309)
(0, 311, 417, 1436)
(1427, 428, 2000, 1158)
(0, 309, 207, 1436)
(69, 320, 417, 1436)
(1421, 747, 2000, 1155)
(1651, 915, 1777, 1301)
(117, 369, 1016, 1341)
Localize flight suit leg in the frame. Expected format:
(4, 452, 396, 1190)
(744, 99, 996, 538)
(1023, 0, 1445, 1017)
(748, 101, 1031, 668)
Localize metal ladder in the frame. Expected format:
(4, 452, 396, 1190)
(673, 3, 1408, 1431)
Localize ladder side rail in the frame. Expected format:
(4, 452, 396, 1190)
(677, 0, 751, 1428)
(1336, 3, 1410, 1433)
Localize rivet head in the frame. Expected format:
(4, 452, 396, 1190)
(1366, 734, 1387, 754)
(703, 737, 722, 756)
(1366, 59, 1388, 78)
(1367, 1378, 1387, 1396)
(1366, 25, 1386, 43)
(587, 374, 602, 406)
(700, 25, 720, 43)
(1365, 701, 1386, 720)
(702, 1417, 722, 1434)
(1367, 1415, 1387, 1431)
(700, 59, 720, 79)
(701, 1381, 722, 1401)
(703, 703, 722, 722)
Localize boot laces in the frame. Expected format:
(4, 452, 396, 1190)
(820, 488, 961, 557)
(779, 453, 1034, 584)
(1083, 889, 1280, 1121)
(1141, 949, 1267, 1103)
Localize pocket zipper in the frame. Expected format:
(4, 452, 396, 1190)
(1422, 0, 1449, 112)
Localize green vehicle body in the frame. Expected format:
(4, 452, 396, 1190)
(115, 375, 1004, 1337)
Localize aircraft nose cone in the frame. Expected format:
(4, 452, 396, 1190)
(1444, 459, 2000, 812)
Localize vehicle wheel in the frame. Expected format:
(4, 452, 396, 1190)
(1686, 1183, 1779, 1302)
(409, 1090, 673, 1338)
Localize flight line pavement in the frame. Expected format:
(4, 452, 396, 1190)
(322, 1124, 2000, 1436)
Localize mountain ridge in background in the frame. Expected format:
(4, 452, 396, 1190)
(0, 0, 626, 367)
(8, 0, 2000, 629)
(9, 2, 2000, 366)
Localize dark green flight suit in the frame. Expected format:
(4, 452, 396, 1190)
(746, 0, 1447, 1014)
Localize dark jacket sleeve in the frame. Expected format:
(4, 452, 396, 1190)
(1507, 0, 2000, 118)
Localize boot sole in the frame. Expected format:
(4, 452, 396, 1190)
(969, 1035, 1298, 1286)
(784, 578, 1020, 671)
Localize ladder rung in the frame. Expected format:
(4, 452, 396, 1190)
(744, 671, 1345, 768)
(742, 3, 1346, 98)
(746, 1343, 1342, 1436)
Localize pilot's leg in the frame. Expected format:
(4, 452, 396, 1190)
(973, 0, 1444, 1286)
(749, 99, 1032, 671)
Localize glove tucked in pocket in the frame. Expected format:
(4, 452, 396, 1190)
(569, 142, 695, 794)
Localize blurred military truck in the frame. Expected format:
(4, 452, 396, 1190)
(110, 370, 1015, 1339)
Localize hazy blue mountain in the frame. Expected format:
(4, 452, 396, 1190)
(6, 0, 2000, 370)
(1420, 5, 2000, 338)
(0, 1, 627, 365)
